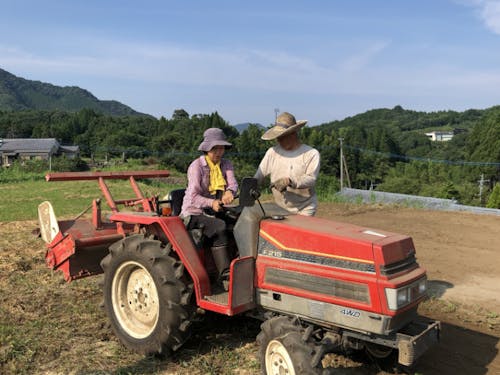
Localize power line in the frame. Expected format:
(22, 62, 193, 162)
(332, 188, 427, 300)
(342, 144, 500, 167)
(89, 143, 500, 168)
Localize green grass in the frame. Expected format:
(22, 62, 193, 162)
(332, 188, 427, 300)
(0, 177, 183, 222)
(0, 171, 344, 222)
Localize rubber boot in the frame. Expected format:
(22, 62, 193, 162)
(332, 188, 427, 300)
(211, 245, 230, 291)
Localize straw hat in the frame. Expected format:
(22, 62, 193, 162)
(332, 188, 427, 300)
(198, 128, 232, 152)
(261, 112, 308, 140)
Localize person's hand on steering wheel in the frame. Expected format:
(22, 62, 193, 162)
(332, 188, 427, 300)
(212, 199, 223, 212)
(271, 177, 291, 193)
(221, 190, 234, 205)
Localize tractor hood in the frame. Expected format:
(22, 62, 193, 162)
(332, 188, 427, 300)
(258, 215, 416, 274)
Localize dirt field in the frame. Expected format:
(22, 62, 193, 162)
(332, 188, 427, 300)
(317, 204, 500, 375)
(1, 203, 499, 374)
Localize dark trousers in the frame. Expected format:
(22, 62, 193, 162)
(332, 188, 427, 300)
(187, 214, 228, 247)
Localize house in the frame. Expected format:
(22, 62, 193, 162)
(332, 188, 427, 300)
(0, 138, 79, 167)
(425, 130, 454, 142)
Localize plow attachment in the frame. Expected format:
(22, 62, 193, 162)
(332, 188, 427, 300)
(39, 201, 131, 281)
(38, 170, 170, 281)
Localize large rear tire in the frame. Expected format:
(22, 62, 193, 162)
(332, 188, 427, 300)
(257, 316, 321, 375)
(100, 234, 194, 355)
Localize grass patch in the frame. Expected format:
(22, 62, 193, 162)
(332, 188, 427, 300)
(419, 297, 499, 333)
(0, 178, 183, 222)
(0, 233, 263, 374)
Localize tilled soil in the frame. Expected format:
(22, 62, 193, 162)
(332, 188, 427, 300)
(316, 204, 500, 375)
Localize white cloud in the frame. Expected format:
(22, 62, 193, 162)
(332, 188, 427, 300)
(1, 39, 393, 97)
(0, 41, 335, 93)
(460, 0, 500, 34)
(3, 36, 500, 124)
(338, 41, 390, 72)
(480, 1, 500, 34)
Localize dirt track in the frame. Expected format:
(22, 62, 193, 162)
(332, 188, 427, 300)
(316, 204, 500, 374)
(1, 204, 499, 374)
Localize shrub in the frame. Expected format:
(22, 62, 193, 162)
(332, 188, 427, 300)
(51, 156, 89, 172)
(486, 183, 500, 208)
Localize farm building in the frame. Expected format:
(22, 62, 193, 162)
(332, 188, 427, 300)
(0, 138, 79, 167)
(425, 130, 454, 142)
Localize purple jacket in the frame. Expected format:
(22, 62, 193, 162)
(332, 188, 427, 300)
(180, 156, 238, 216)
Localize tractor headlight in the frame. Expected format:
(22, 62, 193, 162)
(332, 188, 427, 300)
(385, 277, 427, 311)
(397, 289, 410, 306)
(418, 279, 427, 294)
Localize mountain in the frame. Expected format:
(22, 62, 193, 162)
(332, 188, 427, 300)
(0, 68, 148, 116)
(233, 122, 265, 133)
(316, 105, 484, 134)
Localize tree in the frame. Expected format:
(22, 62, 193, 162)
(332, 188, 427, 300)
(467, 108, 500, 163)
(172, 109, 189, 120)
(486, 183, 500, 208)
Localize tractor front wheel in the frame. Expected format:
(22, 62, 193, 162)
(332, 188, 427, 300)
(365, 342, 399, 372)
(257, 316, 320, 375)
(101, 234, 193, 355)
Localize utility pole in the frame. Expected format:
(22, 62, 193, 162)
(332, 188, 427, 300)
(339, 137, 344, 191)
(478, 174, 490, 204)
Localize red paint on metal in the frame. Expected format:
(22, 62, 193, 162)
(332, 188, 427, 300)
(373, 237, 416, 270)
(255, 255, 380, 312)
(259, 215, 413, 266)
(45, 170, 170, 181)
(92, 199, 101, 229)
(44, 218, 133, 281)
(109, 213, 212, 299)
(256, 215, 425, 317)
(99, 177, 119, 213)
(128, 176, 152, 212)
(197, 257, 256, 315)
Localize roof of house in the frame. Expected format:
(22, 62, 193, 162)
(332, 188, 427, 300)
(0, 138, 60, 153)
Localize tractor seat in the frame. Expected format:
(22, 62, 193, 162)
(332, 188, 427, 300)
(168, 188, 186, 216)
(164, 188, 206, 248)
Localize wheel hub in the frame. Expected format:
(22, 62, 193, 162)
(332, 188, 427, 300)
(127, 268, 156, 317)
(266, 339, 295, 375)
(112, 261, 160, 339)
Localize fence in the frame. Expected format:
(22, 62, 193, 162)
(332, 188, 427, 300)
(339, 188, 500, 216)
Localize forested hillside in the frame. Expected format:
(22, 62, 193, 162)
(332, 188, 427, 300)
(1, 104, 500, 207)
(0, 68, 146, 116)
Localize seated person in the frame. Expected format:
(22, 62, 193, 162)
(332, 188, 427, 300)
(180, 128, 238, 286)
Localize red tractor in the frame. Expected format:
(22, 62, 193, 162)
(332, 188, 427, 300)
(38, 170, 439, 374)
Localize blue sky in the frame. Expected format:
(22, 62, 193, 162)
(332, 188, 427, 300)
(2, 0, 500, 126)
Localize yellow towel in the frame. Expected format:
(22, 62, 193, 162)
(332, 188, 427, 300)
(205, 155, 226, 195)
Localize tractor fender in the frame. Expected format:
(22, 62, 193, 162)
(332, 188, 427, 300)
(109, 212, 211, 299)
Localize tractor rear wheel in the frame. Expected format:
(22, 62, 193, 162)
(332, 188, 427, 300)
(100, 234, 194, 355)
(257, 316, 320, 375)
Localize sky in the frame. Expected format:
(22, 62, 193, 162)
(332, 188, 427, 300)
(2, 0, 500, 127)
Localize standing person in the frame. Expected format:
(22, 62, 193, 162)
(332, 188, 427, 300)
(180, 128, 238, 286)
(234, 111, 320, 258)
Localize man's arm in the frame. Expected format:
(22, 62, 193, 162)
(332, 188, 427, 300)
(253, 148, 272, 185)
(290, 149, 320, 189)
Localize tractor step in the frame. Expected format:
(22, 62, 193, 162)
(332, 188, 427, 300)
(204, 291, 229, 304)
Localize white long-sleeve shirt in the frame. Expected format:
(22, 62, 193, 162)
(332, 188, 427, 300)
(254, 143, 320, 215)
